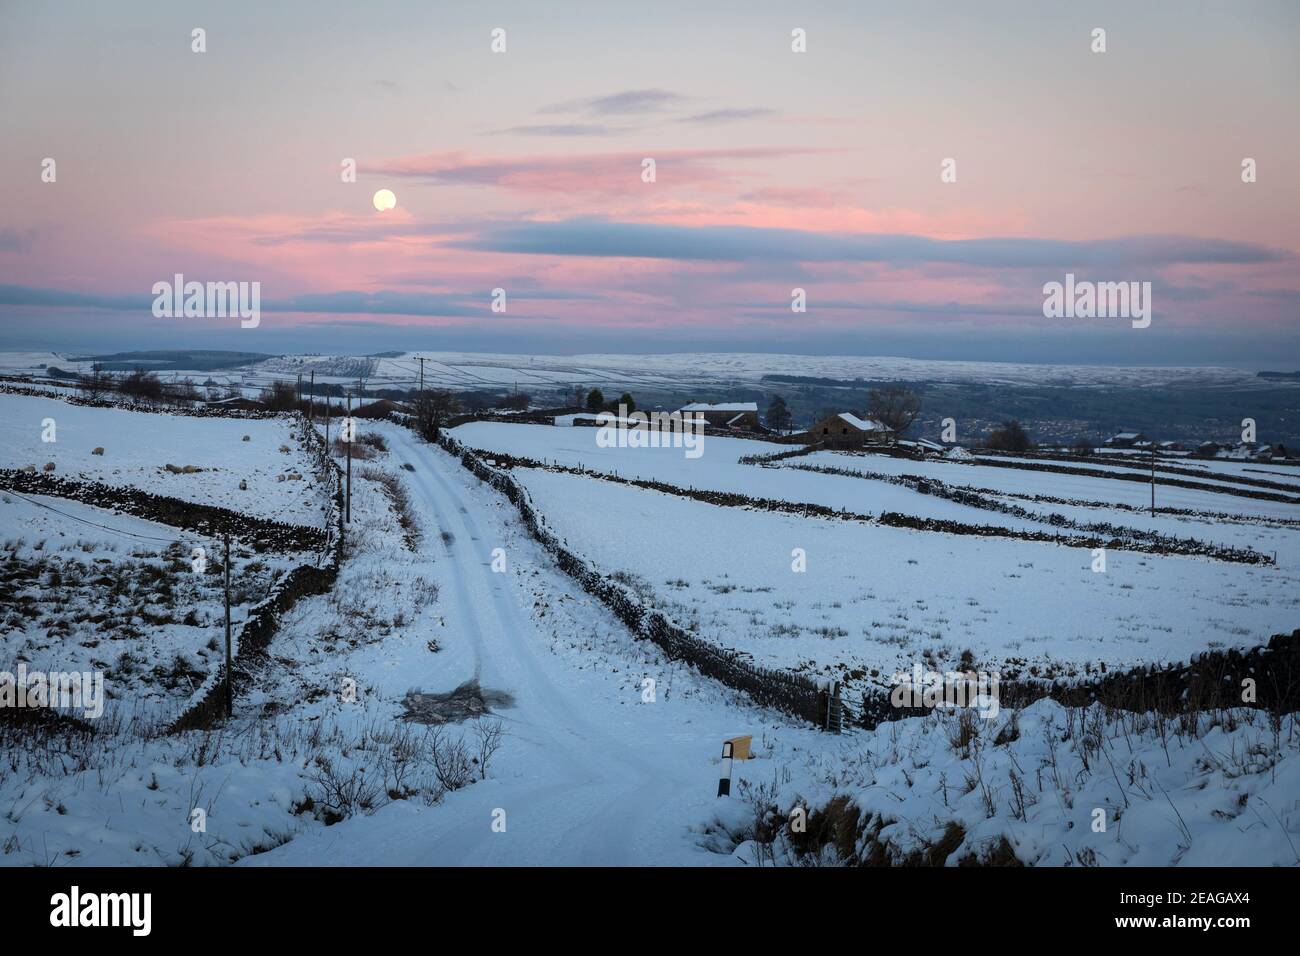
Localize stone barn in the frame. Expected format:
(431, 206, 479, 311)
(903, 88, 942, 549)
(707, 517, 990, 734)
(808, 412, 892, 449)
(677, 402, 759, 430)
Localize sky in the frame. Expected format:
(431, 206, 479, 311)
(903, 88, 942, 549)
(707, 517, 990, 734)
(1, 0, 1297, 366)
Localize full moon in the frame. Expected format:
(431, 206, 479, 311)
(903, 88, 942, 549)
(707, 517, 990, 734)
(372, 188, 397, 212)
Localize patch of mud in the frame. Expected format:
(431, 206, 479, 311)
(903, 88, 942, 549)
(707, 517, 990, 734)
(399, 679, 515, 725)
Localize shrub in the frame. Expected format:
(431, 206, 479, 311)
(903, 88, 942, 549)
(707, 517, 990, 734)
(307, 755, 383, 824)
(330, 437, 376, 459)
(360, 467, 418, 548)
(119, 367, 164, 402)
(265, 380, 299, 412)
(986, 420, 1033, 452)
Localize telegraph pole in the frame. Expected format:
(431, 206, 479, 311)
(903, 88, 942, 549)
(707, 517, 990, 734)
(223, 534, 232, 717)
(308, 370, 314, 424)
(417, 357, 425, 396)
(1150, 443, 1156, 516)
(345, 391, 352, 525)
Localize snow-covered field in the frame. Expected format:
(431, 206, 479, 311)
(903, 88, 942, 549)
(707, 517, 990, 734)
(3, 401, 1298, 867)
(452, 421, 1300, 690)
(0, 417, 828, 866)
(790, 450, 1300, 558)
(514, 469, 1299, 683)
(6, 348, 1292, 397)
(236, 350, 1300, 392)
(0, 491, 296, 725)
(0, 394, 329, 527)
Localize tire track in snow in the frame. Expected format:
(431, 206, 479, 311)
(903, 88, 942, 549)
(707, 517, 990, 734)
(390, 430, 675, 865)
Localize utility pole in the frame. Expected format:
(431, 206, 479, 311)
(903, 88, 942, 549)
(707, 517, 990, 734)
(223, 534, 232, 717)
(1150, 443, 1156, 516)
(308, 370, 314, 425)
(417, 357, 425, 396)
(345, 391, 352, 525)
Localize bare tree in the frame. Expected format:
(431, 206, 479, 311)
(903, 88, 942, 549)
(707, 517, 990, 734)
(413, 389, 460, 441)
(170, 377, 201, 404)
(986, 419, 1033, 452)
(265, 380, 298, 411)
(867, 385, 922, 435)
(119, 367, 164, 402)
(79, 363, 111, 401)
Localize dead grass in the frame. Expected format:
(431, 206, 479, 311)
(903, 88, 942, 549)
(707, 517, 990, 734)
(359, 467, 418, 550)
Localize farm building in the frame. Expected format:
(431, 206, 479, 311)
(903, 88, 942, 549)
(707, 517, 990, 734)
(1104, 431, 1148, 448)
(808, 412, 892, 449)
(677, 402, 759, 430)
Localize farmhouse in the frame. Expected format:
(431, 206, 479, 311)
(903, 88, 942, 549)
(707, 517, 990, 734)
(808, 412, 892, 449)
(677, 402, 759, 430)
(1104, 431, 1148, 448)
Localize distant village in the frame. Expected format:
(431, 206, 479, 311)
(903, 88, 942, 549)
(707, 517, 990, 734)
(1101, 430, 1290, 462)
(19, 364, 1296, 464)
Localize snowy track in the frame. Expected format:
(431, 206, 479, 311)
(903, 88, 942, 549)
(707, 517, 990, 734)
(244, 428, 791, 866)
